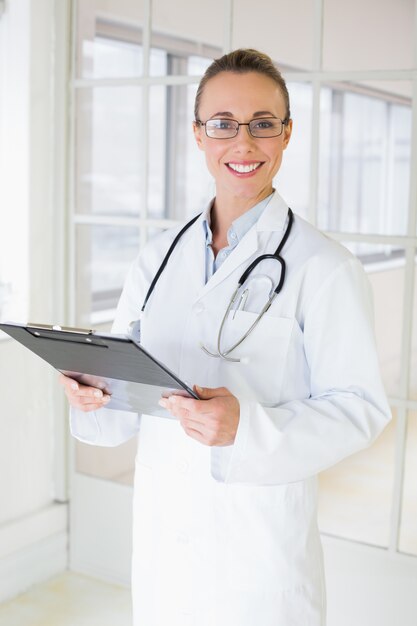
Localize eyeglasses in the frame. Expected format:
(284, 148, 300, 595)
(195, 117, 289, 139)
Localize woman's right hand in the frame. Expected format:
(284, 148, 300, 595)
(59, 373, 111, 412)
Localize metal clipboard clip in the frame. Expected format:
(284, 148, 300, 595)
(27, 323, 94, 335)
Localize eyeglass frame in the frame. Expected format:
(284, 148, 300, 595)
(194, 116, 290, 139)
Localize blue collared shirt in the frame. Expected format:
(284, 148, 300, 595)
(202, 193, 274, 283)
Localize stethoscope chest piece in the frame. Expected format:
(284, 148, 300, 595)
(200, 208, 293, 362)
(137, 206, 293, 363)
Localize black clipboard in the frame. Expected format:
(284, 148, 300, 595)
(0, 322, 198, 414)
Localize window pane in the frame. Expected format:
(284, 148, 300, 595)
(276, 82, 312, 220)
(185, 85, 214, 217)
(368, 251, 405, 399)
(75, 0, 144, 78)
(233, 0, 315, 71)
(318, 408, 396, 547)
(399, 411, 417, 555)
(75, 87, 143, 217)
(148, 85, 167, 218)
(188, 55, 214, 76)
(318, 239, 403, 544)
(342, 242, 405, 398)
(148, 84, 213, 221)
(149, 18, 220, 79)
(318, 85, 411, 236)
(149, 47, 168, 76)
(75, 225, 139, 326)
(323, 0, 415, 71)
(149, 47, 217, 78)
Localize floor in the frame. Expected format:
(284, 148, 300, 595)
(0, 572, 132, 626)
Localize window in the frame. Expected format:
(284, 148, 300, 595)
(73, 22, 218, 326)
(319, 85, 411, 238)
(74, 65, 413, 323)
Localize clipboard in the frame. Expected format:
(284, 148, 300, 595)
(0, 321, 198, 414)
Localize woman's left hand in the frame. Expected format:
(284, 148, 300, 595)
(158, 386, 240, 446)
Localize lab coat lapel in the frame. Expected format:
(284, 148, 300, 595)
(179, 192, 290, 302)
(177, 212, 258, 302)
(179, 214, 207, 296)
(197, 192, 289, 300)
(199, 227, 258, 298)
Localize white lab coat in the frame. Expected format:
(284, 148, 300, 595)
(71, 192, 391, 626)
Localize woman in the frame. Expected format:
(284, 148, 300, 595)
(61, 49, 390, 626)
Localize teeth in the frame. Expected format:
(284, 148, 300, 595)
(228, 162, 261, 173)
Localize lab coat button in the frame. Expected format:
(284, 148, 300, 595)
(194, 302, 204, 314)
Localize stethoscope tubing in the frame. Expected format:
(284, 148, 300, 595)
(140, 207, 293, 361)
(141, 212, 201, 313)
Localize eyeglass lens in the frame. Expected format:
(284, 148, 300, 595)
(204, 118, 284, 139)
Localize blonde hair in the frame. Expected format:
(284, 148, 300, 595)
(194, 48, 291, 121)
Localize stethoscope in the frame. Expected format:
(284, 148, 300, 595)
(136, 207, 293, 362)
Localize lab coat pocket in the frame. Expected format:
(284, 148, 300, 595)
(219, 311, 299, 406)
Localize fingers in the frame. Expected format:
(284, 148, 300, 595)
(58, 373, 77, 392)
(159, 398, 214, 428)
(159, 395, 201, 415)
(158, 389, 240, 446)
(58, 373, 111, 412)
(158, 390, 231, 422)
(194, 385, 231, 399)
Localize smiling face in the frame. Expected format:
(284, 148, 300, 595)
(193, 71, 292, 212)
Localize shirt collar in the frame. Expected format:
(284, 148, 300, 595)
(201, 192, 274, 248)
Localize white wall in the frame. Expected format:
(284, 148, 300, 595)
(0, 0, 29, 320)
(0, 0, 68, 602)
